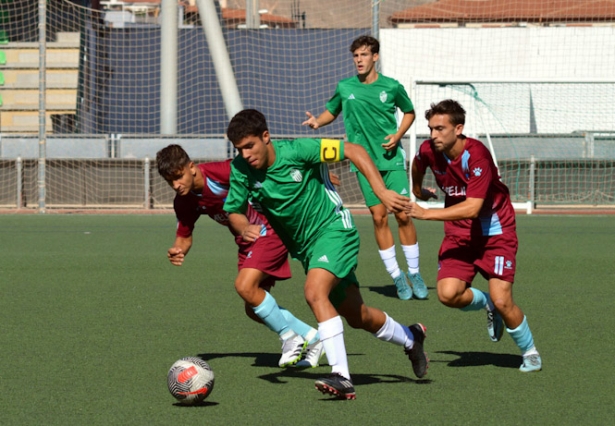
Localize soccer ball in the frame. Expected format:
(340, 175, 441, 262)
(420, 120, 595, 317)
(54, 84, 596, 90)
(167, 357, 215, 404)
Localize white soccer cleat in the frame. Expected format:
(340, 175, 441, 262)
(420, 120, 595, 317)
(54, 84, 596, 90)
(278, 333, 307, 367)
(296, 340, 325, 368)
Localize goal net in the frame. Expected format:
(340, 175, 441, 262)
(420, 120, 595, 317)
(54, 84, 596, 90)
(0, 0, 614, 210)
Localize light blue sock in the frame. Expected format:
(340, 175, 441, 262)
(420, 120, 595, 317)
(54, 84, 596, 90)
(252, 292, 291, 337)
(507, 316, 535, 353)
(280, 307, 319, 344)
(460, 288, 490, 312)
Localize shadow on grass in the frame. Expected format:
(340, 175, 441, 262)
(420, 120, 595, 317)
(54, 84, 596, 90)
(198, 351, 293, 367)
(436, 350, 521, 369)
(196, 352, 432, 387)
(367, 284, 400, 298)
(366, 284, 434, 299)
(172, 401, 219, 408)
(257, 369, 432, 387)
(198, 351, 371, 368)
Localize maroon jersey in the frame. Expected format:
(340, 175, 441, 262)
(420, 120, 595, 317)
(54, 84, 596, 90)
(174, 160, 273, 246)
(414, 137, 516, 237)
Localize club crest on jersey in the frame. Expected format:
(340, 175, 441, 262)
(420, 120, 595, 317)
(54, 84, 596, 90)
(379, 91, 387, 103)
(290, 169, 303, 182)
(473, 167, 483, 177)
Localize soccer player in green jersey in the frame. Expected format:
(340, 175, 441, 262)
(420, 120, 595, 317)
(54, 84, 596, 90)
(303, 35, 427, 301)
(224, 109, 428, 400)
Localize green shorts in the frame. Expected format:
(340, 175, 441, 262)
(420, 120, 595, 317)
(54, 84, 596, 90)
(356, 169, 409, 207)
(302, 225, 360, 308)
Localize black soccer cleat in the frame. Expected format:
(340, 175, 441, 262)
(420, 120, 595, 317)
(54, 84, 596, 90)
(314, 373, 356, 400)
(405, 323, 429, 378)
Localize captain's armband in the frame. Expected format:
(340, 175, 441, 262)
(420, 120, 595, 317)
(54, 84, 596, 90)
(319, 139, 342, 163)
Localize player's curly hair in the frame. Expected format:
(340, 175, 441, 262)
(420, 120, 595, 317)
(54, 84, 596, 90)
(425, 99, 466, 126)
(350, 35, 379, 54)
(156, 144, 191, 182)
(227, 109, 269, 143)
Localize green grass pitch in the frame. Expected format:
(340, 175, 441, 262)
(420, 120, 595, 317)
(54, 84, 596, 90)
(0, 214, 614, 425)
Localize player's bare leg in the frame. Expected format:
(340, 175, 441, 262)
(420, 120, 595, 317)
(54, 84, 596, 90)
(488, 278, 523, 329)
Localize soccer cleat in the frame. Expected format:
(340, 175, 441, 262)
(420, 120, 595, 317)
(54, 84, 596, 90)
(393, 273, 412, 300)
(407, 271, 428, 300)
(278, 333, 307, 367)
(486, 308, 504, 342)
(314, 373, 356, 400)
(519, 353, 542, 372)
(296, 340, 325, 368)
(405, 323, 428, 378)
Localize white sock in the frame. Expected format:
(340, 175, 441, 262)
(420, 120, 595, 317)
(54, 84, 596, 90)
(402, 243, 420, 274)
(318, 316, 350, 380)
(373, 313, 415, 350)
(378, 246, 401, 279)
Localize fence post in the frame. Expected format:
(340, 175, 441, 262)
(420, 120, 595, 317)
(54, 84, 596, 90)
(38, 0, 47, 213)
(529, 155, 536, 213)
(16, 157, 22, 208)
(144, 157, 151, 209)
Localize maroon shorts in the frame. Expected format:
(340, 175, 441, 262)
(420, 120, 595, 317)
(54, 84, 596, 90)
(237, 233, 291, 289)
(437, 232, 518, 283)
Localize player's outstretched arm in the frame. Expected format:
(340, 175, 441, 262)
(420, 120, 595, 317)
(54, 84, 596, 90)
(409, 197, 484, 221)
(168, 235, 192, 266)
(302, 110, 337, 130)
(343, 141, 409, 213)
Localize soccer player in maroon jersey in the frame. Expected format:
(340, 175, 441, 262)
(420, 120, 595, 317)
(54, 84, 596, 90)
(408, 100, 541, 372)
(156, 144, 324, 368)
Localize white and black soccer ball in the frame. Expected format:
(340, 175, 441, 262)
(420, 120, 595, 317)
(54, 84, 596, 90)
(167, 357, 215, 404)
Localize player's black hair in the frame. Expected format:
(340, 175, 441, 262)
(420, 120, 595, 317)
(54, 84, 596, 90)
(156, 144, 191, 182)
(226, 109, 269, 143)
(425, 99, 466, 126)
(350, 35, 379, 54)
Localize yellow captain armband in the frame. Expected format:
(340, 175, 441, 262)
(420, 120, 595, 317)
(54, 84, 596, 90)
(320, 139, 342, 163)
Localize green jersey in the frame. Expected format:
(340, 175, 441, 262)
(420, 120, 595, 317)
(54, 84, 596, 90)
(326, 73, 414, 172)
(224, 138, 354, 261)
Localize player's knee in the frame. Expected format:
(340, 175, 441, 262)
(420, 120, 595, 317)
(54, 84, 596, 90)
(371, 212, 388, 228)
(393, 211, 411, 226)
(437, 285, 462, 307)
(303, 285, 324, 309)
(234, 277, 256, 300)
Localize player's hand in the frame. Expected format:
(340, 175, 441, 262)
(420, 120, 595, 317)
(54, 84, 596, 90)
(378, 189, 411, 213)
(382, 134, 399, 152)
(167, 247, 185, 266)
(407, 202, 427, 219)
(302, 111, 319, 129)
(240, 224, 263, 242)
(328, 171, 341, 186)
